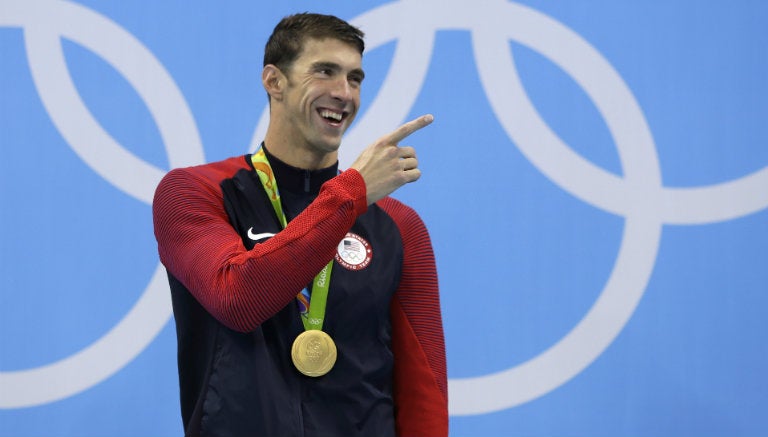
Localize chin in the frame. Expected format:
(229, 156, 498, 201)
(317, 137, 343, 152)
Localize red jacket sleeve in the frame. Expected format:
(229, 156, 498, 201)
(380, 197, 449, 437)
(152, 160, 368, 332)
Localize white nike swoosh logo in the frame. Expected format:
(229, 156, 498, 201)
(247, 228, 276, 242)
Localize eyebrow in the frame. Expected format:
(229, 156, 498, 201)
(312, 61, 366, 81)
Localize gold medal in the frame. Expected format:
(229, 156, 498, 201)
(291, 330, 337, 377)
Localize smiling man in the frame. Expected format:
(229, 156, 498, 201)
(152, 13, 447, 437)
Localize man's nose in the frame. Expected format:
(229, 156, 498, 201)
(330, 77, 354, 100)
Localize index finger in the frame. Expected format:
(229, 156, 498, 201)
(385, 114, 434, 144)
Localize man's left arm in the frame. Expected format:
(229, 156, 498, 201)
(380, 197, 448, 437)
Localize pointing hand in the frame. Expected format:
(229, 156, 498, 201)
(350, 114, 434, 205)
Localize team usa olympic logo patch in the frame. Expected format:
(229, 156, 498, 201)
(335, 232, 373, 271)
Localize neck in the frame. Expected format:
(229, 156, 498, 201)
(261, 145, 338, 194)
(262, 131, 338, 171)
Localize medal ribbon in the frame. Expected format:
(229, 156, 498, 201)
(251, 147, 333, 331)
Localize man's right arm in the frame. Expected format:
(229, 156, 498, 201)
(152, 164, 367, 332)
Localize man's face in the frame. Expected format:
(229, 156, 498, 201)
(279, 37, 364, 158)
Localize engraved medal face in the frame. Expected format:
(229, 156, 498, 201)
(291, 330, 337, 377)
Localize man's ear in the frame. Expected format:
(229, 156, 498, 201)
(262, 65, 286, 101)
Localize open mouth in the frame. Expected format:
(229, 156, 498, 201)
(318, 108, 346, 126)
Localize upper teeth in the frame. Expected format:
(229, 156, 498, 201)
(320, 110, 342, 121)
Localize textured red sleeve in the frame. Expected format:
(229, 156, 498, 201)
(152, 161, 368, 332)
(380, 197, 448, 437)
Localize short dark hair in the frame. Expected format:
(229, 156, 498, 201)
(264, 13, 365, 72)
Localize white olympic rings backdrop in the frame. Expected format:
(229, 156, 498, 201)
(1, 0, 767, 436)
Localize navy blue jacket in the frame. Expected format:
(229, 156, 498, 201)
(154, 150, 447, 437)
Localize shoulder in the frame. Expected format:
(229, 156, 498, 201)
(160, 155, 250, 187)
(155, 156, 251, 197)
(376, 196, 426, 233)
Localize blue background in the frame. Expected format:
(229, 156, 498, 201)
(1, 1, 766, 436)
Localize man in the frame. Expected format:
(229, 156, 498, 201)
(153, 12, 447, 437)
